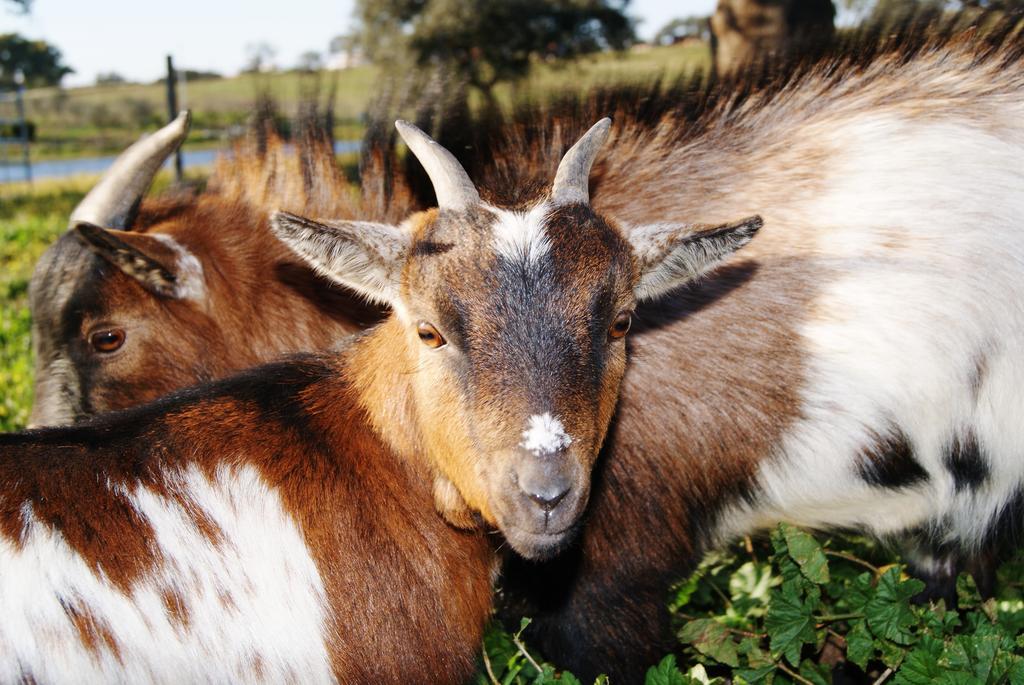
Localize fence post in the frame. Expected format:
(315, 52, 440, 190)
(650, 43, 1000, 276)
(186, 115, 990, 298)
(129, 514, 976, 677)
(166, 55, 183, 182)
(15, 85, 30, 183)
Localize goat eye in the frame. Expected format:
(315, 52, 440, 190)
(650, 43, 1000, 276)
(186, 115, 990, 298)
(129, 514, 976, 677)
(608, 311, 632, 339)
(416, 321, 447, 349)
(90, 329, 126, 353)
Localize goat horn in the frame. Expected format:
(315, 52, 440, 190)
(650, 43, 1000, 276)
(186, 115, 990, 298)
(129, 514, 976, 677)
(69, 110, 191, 229)
(395, 120, 480, 211)
(551, 118, 611, 206)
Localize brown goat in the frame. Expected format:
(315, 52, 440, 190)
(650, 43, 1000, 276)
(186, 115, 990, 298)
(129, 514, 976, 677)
(28, 114, 390, 427)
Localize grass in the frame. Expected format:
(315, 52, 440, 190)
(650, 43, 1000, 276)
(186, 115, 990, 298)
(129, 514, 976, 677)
(11, 42, 711, 162)
(0, 171, 209, 430)
(0, 178, 86, 430)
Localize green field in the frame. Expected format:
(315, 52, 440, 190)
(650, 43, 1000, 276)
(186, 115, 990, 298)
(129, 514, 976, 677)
(0, 178, 84, 430)
(16, 42, 710, 161)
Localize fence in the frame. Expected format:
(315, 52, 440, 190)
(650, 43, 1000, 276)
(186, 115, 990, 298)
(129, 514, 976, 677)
(0, 59, 373, 185)
(0, 87, 31, 183)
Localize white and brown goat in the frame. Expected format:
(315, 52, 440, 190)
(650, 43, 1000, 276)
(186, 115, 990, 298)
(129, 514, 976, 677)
(1, 121, 757, 680)
(463, 29, 1024, 678)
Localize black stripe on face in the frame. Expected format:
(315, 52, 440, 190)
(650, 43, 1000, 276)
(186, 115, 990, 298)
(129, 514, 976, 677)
(945, 431, 989, 493)
(856, 427, 929, 489)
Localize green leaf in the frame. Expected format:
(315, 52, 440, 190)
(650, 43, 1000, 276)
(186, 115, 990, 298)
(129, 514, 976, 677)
(844, 619, 875, 669)
(877, 638, 910, 669)
(644, 655, 689, 685)
(892, 635, 943, 685)
(798, 659, 830, 685)
(686, 664, 725, 685)
(765, 588, 817, 666)
(921, 601, 960, 637)
(781, 525, 830, 585)
(998, 654, 1024, 684)
(678, 618, 740, 667)
(956, 572, 983, 608)
(865, 568, 925, 646)
(944, 633, 1001, 683)
(842, 572, 876, 614)
(738, 637, 773, 668)
(734, 665, 776, 684)
(671, 572, 703, 612)
(529, 664, 559, 685)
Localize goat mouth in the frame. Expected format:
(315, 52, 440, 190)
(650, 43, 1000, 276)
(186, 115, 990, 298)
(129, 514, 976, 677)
(502, 522, 581, 561)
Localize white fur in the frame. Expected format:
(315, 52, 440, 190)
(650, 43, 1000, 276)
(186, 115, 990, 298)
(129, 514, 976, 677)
(628, 220, 759, 300)
(521, 413, 573, 456)
(715, 112, 1024, 553)
(272, 213, 411, 310)
(153, 234, 206, 301)
(490, 203, 552, 265)
(0, 464, 335, 684)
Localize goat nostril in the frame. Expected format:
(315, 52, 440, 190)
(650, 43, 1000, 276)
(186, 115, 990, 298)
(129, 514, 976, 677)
(527, 486, 570, 512)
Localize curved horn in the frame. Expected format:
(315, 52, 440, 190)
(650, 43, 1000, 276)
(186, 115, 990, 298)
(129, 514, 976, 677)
(395, 119, 479, 211)
(551, 118, 611, 206)
(69, 110, 191, 229)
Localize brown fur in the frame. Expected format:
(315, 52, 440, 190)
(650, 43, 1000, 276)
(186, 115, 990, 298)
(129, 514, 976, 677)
(2, 347, 495, 682)
(377, 202, 636, 543)
(29, 131, 409, 424)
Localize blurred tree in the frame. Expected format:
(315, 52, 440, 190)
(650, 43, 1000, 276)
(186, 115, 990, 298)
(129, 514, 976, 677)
(352, 0, 635, 103)
(4, 0, 31, 13)
(710, 0, 835, 78)
(0, 33, 73, 88)
(243, 42, 277, 73)
(653, 16, 711, 45)
(95, 71, 127, 85)
(844, 0, 1024, 14)
(297, 51, 323, 72)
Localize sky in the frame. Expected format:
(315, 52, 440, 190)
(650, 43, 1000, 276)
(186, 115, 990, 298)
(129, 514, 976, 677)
(3, 0, 717, 87)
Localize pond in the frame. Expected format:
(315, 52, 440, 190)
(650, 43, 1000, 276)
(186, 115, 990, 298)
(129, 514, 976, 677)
(0, 140, 362, 184)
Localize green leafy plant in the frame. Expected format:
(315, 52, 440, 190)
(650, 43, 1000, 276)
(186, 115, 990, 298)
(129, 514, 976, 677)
(659, 524, 1024, 684)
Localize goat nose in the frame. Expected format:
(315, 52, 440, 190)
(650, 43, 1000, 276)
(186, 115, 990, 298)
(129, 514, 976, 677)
(525, 484, 570, 512)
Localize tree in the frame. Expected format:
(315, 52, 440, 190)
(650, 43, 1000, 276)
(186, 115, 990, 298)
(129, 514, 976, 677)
(243, 42, 277, 73)
(4, 0, 31, 13)
(0, 33, 73, 88)
(352, 0, 635, 102)
(297, 50, 323, 72)
(709, 0, 835, 78)
(95, 71, 127, 85)
(653, 16, 711, 45)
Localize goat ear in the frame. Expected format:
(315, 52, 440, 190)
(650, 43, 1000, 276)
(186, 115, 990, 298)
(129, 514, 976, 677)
(630, 215, 763, 301)
(270, 210, 409, 306)
(72, 222, 201, 299)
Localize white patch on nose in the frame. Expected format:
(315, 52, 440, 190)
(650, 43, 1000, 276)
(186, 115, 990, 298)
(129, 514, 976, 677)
(490, 203, 552, 265)
(520, 412, 572, 456)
